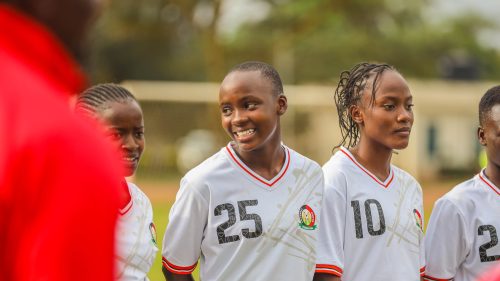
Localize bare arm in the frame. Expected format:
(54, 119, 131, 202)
(162, 267, 195, 281)
(313, 273, 341, 281)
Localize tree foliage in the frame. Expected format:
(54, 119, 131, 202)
(88, 0, 500, 84)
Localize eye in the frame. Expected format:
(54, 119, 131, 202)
(221, 106, 232, 116)
(383, 104, 395, 110)
(245, 102, 258, 110)
(406, 103, 414, 111)
(107, 130, 122, 141)
(135, 131, 145, 138)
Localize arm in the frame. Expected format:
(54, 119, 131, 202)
(162, 267, 194, 281)
(313, 273, 341, 281)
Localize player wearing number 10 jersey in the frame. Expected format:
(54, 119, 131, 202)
(162, 61, 324, 281)
(314, 63, 425, 281)
(423, 86, 500, 281)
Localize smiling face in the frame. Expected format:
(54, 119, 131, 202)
(219, 70, 287, 155)
(352, 70, 414, 151)
(99, 100, 145, 177)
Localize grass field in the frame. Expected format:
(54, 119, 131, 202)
(139, 177, 466, 281)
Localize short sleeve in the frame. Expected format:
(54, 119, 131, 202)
(315, 169, 347, 277)
(161, 177, 209, 274)
(423, 198, 468, 280)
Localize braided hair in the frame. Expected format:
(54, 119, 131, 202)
(334, 62, 395, 150)
(75, 83, 137, 117)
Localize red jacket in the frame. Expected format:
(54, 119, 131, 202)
(0, 5, 122, 280)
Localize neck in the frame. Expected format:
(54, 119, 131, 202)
(349, 140, 393, 181)
(484, 163, 500, 190)
(233, 141, 285, 181)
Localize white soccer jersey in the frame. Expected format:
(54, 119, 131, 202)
(162, 143, 324, 281)
(424, 170, 500, 281)
(116, 182, 158, 281)
(316, 147, 425, 280)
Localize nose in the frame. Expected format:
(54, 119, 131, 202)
(397, 107, 413, 124)
(121, 134, 139, 151)
(231, 108, 248, 125)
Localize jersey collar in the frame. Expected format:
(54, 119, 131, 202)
(339, 146, 394, 189)
(225, 143, 290, 188)
(479, 169, 500, 196)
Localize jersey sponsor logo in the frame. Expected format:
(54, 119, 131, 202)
(413, 209, 423, 232)
(149, 222, 157, 246)
(299, 205, 317, 230)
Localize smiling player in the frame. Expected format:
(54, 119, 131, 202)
(161, 61, 324, 281)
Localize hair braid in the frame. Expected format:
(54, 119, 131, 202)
(75, 83, 136, 117)
(334, 62, 394, 150)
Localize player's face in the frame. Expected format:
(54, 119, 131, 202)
(219, 70, 286, 154)
(479, 104, 500, 170)
(99, 100, 145, 177)
(354, 70, 414, 151)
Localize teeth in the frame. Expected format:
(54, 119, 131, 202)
(123, 157, 136, 161)
(235, 129, 255, 137)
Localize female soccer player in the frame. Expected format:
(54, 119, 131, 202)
(161, 61, 324, 281)
(75, 83, 158, 281)
(314, 62, 425, 281)
(423, 86, 500, 281)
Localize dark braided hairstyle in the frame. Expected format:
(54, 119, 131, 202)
(334, 62, 395, 150)
(479, 85, 500, 126)
(229, 61, 284, 96)
(75, 83, 137, 117)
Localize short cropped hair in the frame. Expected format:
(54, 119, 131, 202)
(229, 61, 284, 96)
(479, 86, 500, 126)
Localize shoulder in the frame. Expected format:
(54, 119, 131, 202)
(392, 165, 422, 193)
(322, 152, 349, 181)
(286, 146, 322, 171)
(437, 177, 477, 209)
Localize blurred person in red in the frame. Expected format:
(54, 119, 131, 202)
(477, 264, 500, 281)
(0, 0, 124, 280)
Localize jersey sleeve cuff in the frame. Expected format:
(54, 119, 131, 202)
(420, 266, 426, 276)
(315, 264, 343, 277)
(162, 256, 197, 275)
(422, 274, 452, 281)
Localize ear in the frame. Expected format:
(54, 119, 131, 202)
(478, 126, 487, 146)
(350, 104, 363, 125)
(277, 94, 287, 116)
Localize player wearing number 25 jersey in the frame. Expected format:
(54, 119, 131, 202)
(162, 143, 323, 281)
(162, 61, 324, 281)
(424, 86, 500, 281)
(316, 147, 425, 280)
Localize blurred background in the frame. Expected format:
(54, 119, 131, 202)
(85, 0, 500, 279)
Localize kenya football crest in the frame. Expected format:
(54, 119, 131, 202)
(298, 205, 317, 230)
(149, 222, 158, 246)
(413, 209, 423, 232)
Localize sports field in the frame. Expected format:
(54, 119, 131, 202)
(141, 177, 466, 281)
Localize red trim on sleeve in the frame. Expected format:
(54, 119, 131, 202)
(315, 264, 343, 277)
(420, 266, 426, 276)
(162, 257, 197, 275)
(422, 274, 451, 281)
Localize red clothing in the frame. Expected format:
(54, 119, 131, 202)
(477, 264, 500, 281)
(0, 5, 122, 281)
